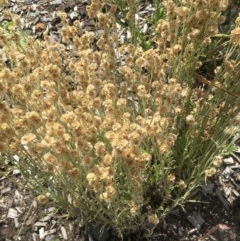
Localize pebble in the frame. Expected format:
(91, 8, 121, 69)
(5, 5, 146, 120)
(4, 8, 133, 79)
(1, 187, 11, 194)
(39, 227, 45, 239)
(34, 222, 48, 227)
(61, 226, 68, 240)
(7, 208, 18, 218)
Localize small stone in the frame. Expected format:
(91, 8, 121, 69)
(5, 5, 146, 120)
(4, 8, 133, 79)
(13, 155, 20, 162)
(13, 169, 21, 175)
(61, 226, 67, 240)
(222, 166, 234, 179)
(187, 211, 205, 230)
(69, 11, 78, 20)
(47, 207, 56, 213)
(14, 218, 19, 228)
(34, 222, 47, 227)
(39, 227, 45, 239)
(223, 156, 234, 165)
(31, 4, 37, 11)
(143, 23, 148, 33)
(1, 187, 11, 194)
(7, 208, 18, 219)
(40, 215, 51, 222)
(44, 228, 57, 236)
(53, 0, 62, 4)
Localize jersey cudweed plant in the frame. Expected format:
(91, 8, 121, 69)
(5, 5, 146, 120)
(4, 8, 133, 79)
(0, 0, 240, 238)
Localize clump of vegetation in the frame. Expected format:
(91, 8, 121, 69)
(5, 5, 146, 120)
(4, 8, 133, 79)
(0, 0, 239, 238)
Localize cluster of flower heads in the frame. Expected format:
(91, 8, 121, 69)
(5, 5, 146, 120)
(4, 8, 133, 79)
(0, 0, 240, 226)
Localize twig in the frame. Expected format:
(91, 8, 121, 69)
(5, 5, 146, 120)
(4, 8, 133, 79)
(194, 73, 240, 99)
(15, 199, 35, 239)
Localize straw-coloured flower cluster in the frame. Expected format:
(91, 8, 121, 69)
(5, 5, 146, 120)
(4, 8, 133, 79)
(0, 0, 240, 235)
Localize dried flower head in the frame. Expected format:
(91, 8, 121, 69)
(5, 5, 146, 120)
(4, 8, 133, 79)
(178, 179, 187, 190)
(167, 174, 176, 185)
(20, 133, 36, 145)
(205, 167, 217, 177)
(36, 193, 50, 204)
(147, 213, 160, 225)
(213, 155, 223, 167)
